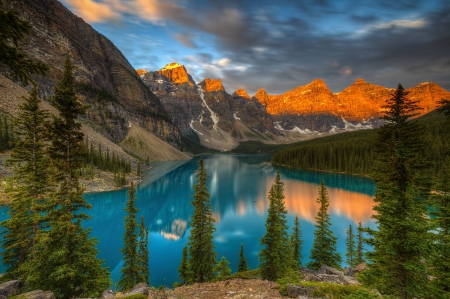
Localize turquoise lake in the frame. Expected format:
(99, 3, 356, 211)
(0, 155, 377, 289)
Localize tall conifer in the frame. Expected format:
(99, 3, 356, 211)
(118, 182, 140, 291)
(290, 215, 303, 270)
(178, 245, 191, 285)
(259, 171, 291, 280)
(25, 56, 110, 299)
(138, 215, 149, 285)
(355, 222, 365, 265)
(345, 225, 356, 267)
(214, 256, 232, 279)
(237, 244, 249, 272)
(0, 86, 50, 280)
(187, 158, 217, 282)
(307, 180, 341, 270)
(364, 84, 433, 298)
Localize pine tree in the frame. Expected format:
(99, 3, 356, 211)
(214, 256, 232, 280)
(259, 171, 291, 281)
(138, 215, 149, 285)
(307, 180, 341, 270)
(118, 182, 140, 291)
(355, 222, 365, 265)
(188, 157, 217, 283)
(290, 215, 303, 270)
(178, 245, 191, 285)
(24, 56, 110, 299)
(237, 244, 249, 272)
(363, 84, 433, 298)
(0, 86, 50, 280)
(0, 3, 48, 85)
(345, 225, 356, 268)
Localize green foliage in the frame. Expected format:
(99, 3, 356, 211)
(118, 182, 140, 291)
(363, 84, 433, 298)
(0, 3, 48, 85)
(259, 171, 292, 281)
(178, 245, 192, 285)
(231, 269, 260, 280)
(187, 158, 217, 283)
(0, 110, 15, 152)
(237, 243, 249, 272)
(276, 270, 302, 296)
(290, 215, 303, 269)
(345, 225, 356, 268)
(0, 86, 50, 280)
(119, 294, 147, 299)
(355, 222, 365, 265)
(437, 99, 450, 118)
(214, 256, 232, 280)
(307, 180, 342, 270)
(138, 215, 149, 285)
(307, 282, 383, 299)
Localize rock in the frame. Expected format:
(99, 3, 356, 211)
(0, 280, 21, 297)
(286, 283, 315, 298)
(354, 262, 367, 273)
(118, 283, 150, 297)
(303, 273, 322, 282)
(316, 265, 344, 276)
(344, 267, 355, 277)
(100, 289, 115, 299)
(340, 275, 360, 286)
(317, 274, 342, 284)
(201, 78, 226, 93)
(18, 290, 55, 299)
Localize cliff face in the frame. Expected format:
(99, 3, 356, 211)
(5, 0, 181, 146)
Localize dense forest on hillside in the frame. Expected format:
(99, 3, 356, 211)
(271, 110, 450, 180)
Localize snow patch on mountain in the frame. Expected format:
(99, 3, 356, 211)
(198, 86, 219, 130)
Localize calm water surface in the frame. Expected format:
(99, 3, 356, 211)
(0, 155, 376, 288)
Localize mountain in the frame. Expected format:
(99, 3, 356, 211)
(4, 0, 183, 154)
(140, 63, 279, 150)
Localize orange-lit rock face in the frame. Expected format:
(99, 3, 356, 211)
(203, 78, 225, 92)
(136, 69, 147, 76)
(255, 78, 450, 121)
(158, 62, 194, 86)
(233, 88, 251, 100)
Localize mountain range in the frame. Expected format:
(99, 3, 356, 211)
(137, 63, 450, 150)
(2, 0, 450, 156)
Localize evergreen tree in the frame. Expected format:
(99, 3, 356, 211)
(118, 182, 140, 291)
(290, 215, 303, 270)
(259, 171, 291, 280)
(178, 245, 191, 285)
(0, 3, 48, 85)
(0, 86, 50, 280)
(355, 222, 365, 265)
(24, 56, 110, 299)
(214, 256, 232, 280)
(187, 158, 217, 282)
(237, 244, 249, 272)
(345, 225, 356, 268)
(137, 163, 141, 177)
(307, 180, 342, 270)
(363, 84, 433, 299)
(138, 215, 149, 285)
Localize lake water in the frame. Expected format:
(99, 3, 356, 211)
(0, 155, 376, 289)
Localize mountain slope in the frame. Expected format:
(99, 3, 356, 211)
(4, 0, 181, 148)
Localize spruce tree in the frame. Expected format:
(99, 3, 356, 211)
(259, 171, 291, 280)
(118, 182, 140, 291)
(178, 245, 191, 285)
(237, 244, 249, 272)
(0, 86, 50, 280)
(355, 222, 365, 265)
(290, 215, 303, 270)
(345, 225, 356, 268)
(25, 56, 110, 299)
(187, 157, 217, 282)
(138, 215, 149, 285)
(214, 256, 232, 280)
(307, 180, 341, 270)
(364, 84, 433, 298)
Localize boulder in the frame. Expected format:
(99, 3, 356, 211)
(344, 267, 355, 277)
(118, 283, 150, 297)
(316, 265, 344, 276)
(340, 275, 360, 286)
(0, 280, 21, 297)
(18, 290, 55, 299)
(286, 283, 315, 298)
(303, 273, 322, 282)
(317, 274, 342, 284)
(354, 262, 367, 273)
(100, 290, 115, 299)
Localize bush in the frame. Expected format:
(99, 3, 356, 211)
(231, 269, 260, 280)
(120, 294, 147, 299)
(276, 270, 303, 296)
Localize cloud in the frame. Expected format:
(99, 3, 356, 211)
(217, 58, 230, 67)
(356, 17, 428, 36)
(340, 66, 353, 76)
(173, 33, 197, 49)
(64, 0, 121, 22)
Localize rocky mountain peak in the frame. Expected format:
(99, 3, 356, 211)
(158, 62, 194, 86)
(136, 69, 148, 76)
(354, 78, 367, 84)
(201, 78, 226, 93)
(233, 88, 251, 100)
(309, 78, 327, 87)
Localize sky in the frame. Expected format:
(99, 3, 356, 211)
(60, 0, 450, 95)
